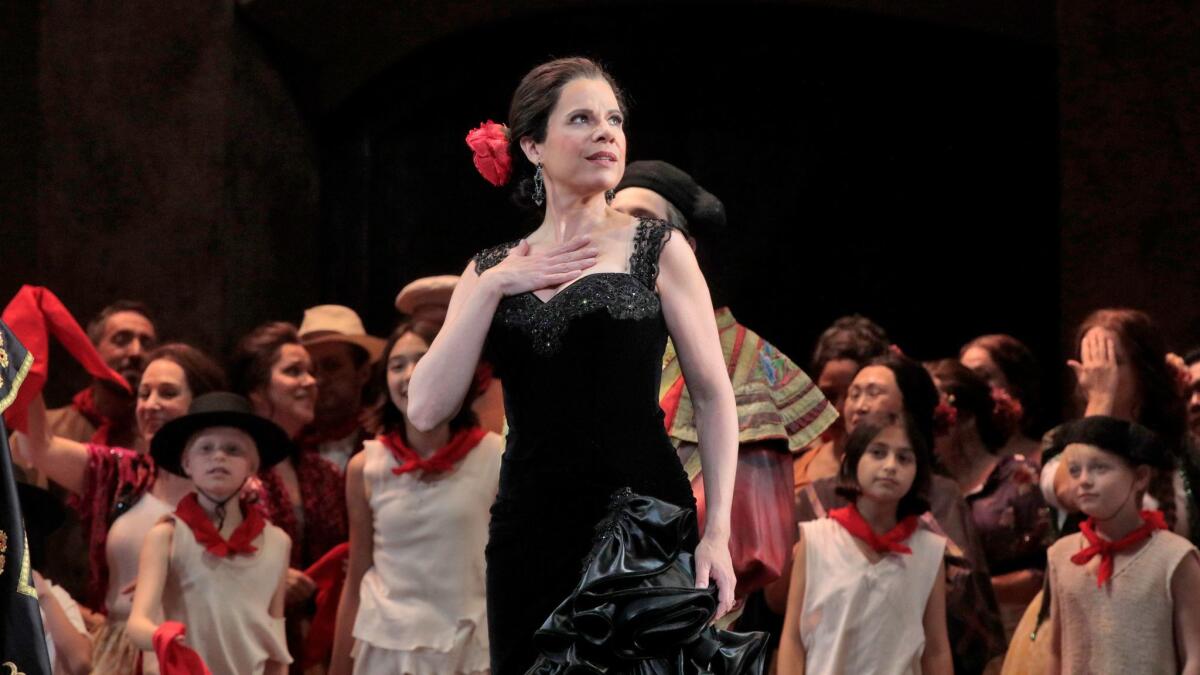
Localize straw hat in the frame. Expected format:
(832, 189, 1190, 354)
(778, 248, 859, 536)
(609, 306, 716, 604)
(298, 305, 386, 363)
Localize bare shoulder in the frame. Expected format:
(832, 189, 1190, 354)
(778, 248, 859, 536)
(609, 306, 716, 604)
(144, 518, 176, 549)
(478, 431, 505, 454)
(346, 449, 368, 478)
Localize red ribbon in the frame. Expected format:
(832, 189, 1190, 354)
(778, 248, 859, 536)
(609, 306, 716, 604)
(0, 285, 130, 432)
(174, 493, 265, 558)
(301, 542, 350, 669)
(1071, 510, 1166, 587)
(152, 621, 212, 675)
(829, 504, 919, 555)
(379, 426, 487, 476)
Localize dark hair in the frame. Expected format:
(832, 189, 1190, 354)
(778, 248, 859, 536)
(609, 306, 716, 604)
(864, 351, 940, 452)
(960, 334, 1041, 434)
(811, 315, 890, 376)
(927, 359, 1016, 452)
(229, 322, 301, 398)
(367, 322, 479, 437)
(507, 57, 628, 208)
(1075, 309, 1187, 453)
(144, 343, 228, 398)
(86, 299, 155, 345)
(836, 414, 933, 519)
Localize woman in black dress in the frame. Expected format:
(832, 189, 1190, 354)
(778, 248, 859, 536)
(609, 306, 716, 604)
(407, 57, 738, 675)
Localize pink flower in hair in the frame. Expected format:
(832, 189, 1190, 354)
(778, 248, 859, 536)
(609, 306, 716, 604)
(466, 121, 512, 186)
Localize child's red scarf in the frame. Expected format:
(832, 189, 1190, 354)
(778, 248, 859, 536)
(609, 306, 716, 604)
(378, 426, 486, 476)
(829, 503, 919, 555)
(174, 493, 265, 558)
(1071, 509, 1166, 587)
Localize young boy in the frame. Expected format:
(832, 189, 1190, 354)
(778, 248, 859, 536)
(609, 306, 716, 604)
(127, 392, 294, 675)
(1047, 416, 1200, 675)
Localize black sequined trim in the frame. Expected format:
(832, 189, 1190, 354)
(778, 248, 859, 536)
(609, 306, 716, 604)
(494, 274, 661, 356)
(469, 220, 673, 357)
(472, 239, 521, 275)
(630, 219, 674, 288)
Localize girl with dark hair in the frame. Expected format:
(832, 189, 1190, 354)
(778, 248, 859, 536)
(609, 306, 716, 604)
(961, 333, 1045, 461)
(778, 416, 951, 675)
(409, 57, 739, 675)
(928, 359, 1051, 636)
(785, 352, 1007, 674)
(330, 323, 502, 675)
(14, 343, 227, 674)
(231, 321, 348, 673)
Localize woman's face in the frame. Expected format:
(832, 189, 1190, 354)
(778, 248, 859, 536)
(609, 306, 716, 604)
(182, 426, 259, 499)
(855, 423, 918, 504)
(845, 365, 905, 436)
(386, 332, 429, 417)
(136, 358, 192, 444)
(252, 343, 317, 436)
(524, 77, 626, 199)
(960, 346, 1009, 391)
(817, 358, 860, 435)
(1081, 326, 1140, 419)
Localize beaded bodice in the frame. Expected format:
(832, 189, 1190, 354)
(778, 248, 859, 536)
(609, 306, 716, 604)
(472, 219, 692, 507)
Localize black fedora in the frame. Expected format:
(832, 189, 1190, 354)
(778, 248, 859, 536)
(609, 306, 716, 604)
(151, 392, 292, 477)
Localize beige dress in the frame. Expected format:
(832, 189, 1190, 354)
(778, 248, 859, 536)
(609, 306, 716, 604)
(1047, 529, 1197, 675)
(163, 514, 292, 675)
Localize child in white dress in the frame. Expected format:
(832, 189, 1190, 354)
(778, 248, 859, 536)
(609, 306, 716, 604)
(778, 414, 952, 675)
(127, 392, 294, 675)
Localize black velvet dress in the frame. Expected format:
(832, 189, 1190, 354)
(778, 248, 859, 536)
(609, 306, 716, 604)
(473, 219, 697, 675)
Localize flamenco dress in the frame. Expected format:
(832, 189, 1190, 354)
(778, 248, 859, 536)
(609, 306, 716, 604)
(473, 219, 696, 675)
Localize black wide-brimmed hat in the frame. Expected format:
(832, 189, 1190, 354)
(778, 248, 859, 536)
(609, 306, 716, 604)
(151, 392, 292, 476)
(617, 160, 727, 237)
(1048, 415, 1173, 471)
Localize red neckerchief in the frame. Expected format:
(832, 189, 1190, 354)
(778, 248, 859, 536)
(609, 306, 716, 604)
(1071, 510, 1167, 587)
(378, 426, 487, 476)
(829, 504, 919, 555)
(296, 416, 363, 451)
(174, 493, 265, 558)
(73, 387, 116, 445)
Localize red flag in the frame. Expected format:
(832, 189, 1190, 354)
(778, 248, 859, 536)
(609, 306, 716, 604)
(301, 541, 349, 669)
(1, 286, 130, 431)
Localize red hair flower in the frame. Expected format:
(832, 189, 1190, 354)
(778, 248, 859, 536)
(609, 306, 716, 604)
(466, 121, 512, 187)
(933, 400, 958, 436)
(990, 386, 1025, 434)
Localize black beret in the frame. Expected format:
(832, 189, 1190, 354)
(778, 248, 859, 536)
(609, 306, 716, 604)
(1049, 416, 1174, 470)
(617, 161, 726, 236)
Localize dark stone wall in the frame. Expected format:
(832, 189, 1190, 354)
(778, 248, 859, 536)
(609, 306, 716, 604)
(1, 2, 319, 401)
(1058, 2, 1200, 355)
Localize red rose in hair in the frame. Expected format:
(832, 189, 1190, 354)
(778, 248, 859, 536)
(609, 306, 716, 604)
(466, 121, 512, 186)
(933, 400, 958, 436)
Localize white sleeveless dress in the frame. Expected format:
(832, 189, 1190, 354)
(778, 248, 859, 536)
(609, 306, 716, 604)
(163, 514, 292, 675)
(351, 437, 501, 675)
(797, 518, 946, 675)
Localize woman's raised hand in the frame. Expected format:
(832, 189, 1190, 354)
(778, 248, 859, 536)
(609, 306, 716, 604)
(1067, 331, 1120, 415)
(482, 237, 598, 297)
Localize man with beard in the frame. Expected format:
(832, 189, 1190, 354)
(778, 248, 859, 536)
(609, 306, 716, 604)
(297, 305, 384, 470)
(46, 300, 157, 449)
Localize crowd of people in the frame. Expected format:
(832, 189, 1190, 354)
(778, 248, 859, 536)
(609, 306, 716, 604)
(8, 55, 1200, 675)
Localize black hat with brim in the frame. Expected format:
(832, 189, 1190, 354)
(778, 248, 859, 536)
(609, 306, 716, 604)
(1048, 415, 1174, 471)
(151, 391, 292, 477)
(617, 160, 727, 237)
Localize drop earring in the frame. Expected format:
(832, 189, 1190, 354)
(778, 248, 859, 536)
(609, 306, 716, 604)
(605, 189, 615, 204)
(533, 163, 545, 207)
